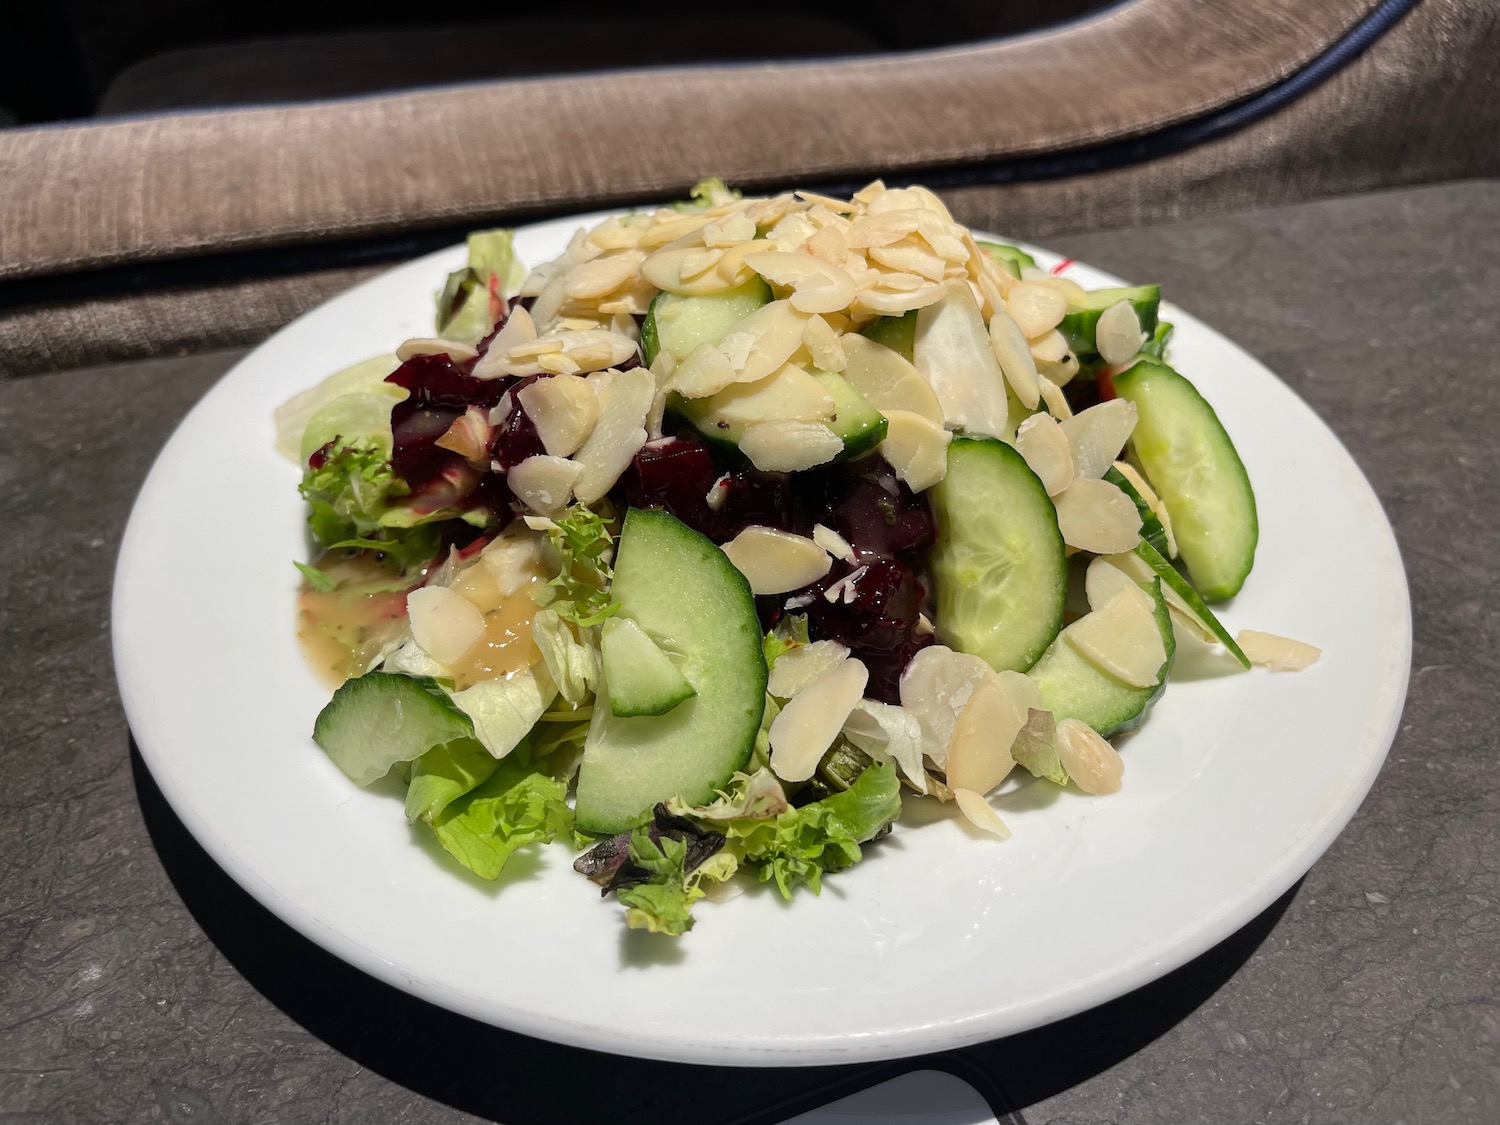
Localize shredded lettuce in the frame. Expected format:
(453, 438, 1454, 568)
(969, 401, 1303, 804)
(535, 505, 620, 627)
(274, 353, 402, 461)
(436, 229, 525, 344)
(1011, 708, 1069, 786)
(449, 670, 557, 759)
(666, 768, 789, 822)
(405, 737, 499, 824)
(671, 177, 742, 213)
(429, 749, 573, 880)
(726, 761, 902, 898)
(843, 700, 929, 794)
(531, 609, 600, 706)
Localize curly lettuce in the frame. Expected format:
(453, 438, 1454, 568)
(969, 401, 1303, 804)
(428, 749, 574, 880)
(726, 761, 902, 898)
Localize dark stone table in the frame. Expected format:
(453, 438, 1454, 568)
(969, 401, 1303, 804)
(3, 180, 1496, 1124)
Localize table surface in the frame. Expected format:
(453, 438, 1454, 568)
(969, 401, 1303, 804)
(2, 180, 1496, 1125)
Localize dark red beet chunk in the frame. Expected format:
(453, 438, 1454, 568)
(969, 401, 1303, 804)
(489, 379, 547, 470)
(797, 461, 934, 557)
(623, 435, 793, 543)
(384, 352, 515, 510)
(804, 557, 934, 701)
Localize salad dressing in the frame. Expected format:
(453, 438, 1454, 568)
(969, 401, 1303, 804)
(296, 552, 413, 688)
(445, 565, 542, 689)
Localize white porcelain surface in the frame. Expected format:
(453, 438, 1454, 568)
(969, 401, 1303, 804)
(114, 210, 1411, 1067)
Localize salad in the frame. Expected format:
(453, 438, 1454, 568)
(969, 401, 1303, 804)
(277, 179, 1320, 936)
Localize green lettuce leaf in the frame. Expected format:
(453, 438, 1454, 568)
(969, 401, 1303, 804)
(298, 441, 443, 573)
(273, 353, 403, 461)
(531, 609, 600, 706)
(670, 177, 741, 213)
(762, 614, 810, 669)
(534, 506, 619, 627)
(615, 832, 738, 936)
(405, 737, 500, 824)
(448, 670, 556, 760)
(429, 750, 573, 880)
(726, 761, 902, 898)
(436, 229, 525, 344)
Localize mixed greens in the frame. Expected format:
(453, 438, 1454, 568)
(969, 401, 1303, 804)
(280, 179, 1318, 936)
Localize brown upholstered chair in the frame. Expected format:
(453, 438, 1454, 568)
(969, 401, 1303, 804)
(2, 0, 1495, 376)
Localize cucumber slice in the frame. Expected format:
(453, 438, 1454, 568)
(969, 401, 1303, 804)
(672, 370, 886, 462)
(1059, 285, 1161, 358)
(1029, 576, 1176, 737)
(928, 437, 1068, 672)
(575, 509, 767, 834)
(1113, 360, 1257, 601)
(1128, 540, 1251, 668)
(601, 616, 696, 717)
(641, 277, 773, 366)
(976, 240, 1038, 279)
(860, 311, 916, 361)
(1103, 465, 1169, 558)
(313, 672, 474, 785)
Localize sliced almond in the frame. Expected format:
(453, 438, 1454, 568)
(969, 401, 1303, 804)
(879, 409, 952, 492)
(988, 308, 1042, 410)
(435, 405, 492, 463)
(1036, 375, 1074, 420)
(1014, 414, 1074, 496)
(898, 645, 995, 767)
(811, 523, 856, 563)
(839, 334, 944, 423)
(744, 250, 857, 314)
(726, 300, 813, 384)
(767, 639, 850, 699)
(1005, 282, 1069, 339)
(1028, 328, 1080, 386)
(564, 251, 645, 300)
(507, 454, 585, 517)
(1054, 718, 1124, 794)
(946, 674, 1023, 795)
(396, 338, 479, 364)
(720, 525, 832, 596)
(642, 246, 746, 295)
(954, 788, 1012, 839)
(801, 315, 847, 372)
(670, 342, 740, 399)
(407, 585, 486, 667)
(697, 364, 835, 428)
(1065, 586, 1167, 688)
(1084, 556, 1154, 615)
(479, 523, 545, 596)
(1060, 400, 1138, 481)
(1096, 300, 1146, 365)
(769, 658, 869, 782)
(517, 374, 598, 457)
(1053, 477, 1143, 554)
(571, 367, 654, 504)
(738, 420, 844, 472)
(912, 282, 1011, 439)
(1236, 630, 1322, 671)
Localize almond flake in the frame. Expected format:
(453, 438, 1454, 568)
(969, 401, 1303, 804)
(1096, 300, 1146, 365)
(801, 315, 847, 372)
(1054, 477, 1143, 553)
(1111, 460, 1177, 556)
(988, 309, 1042, 410)
(1037, 375, 1074, 420)
(1054, 719, 1124, 794)
(794, 190, 858, 213)
(1015, 413, 1074, 496)
(720, 525, 832, 596)
(1060, 399, 1138, 481)
(517, 374, 598, 457)
(899, 645, 995, 767)
(1065, 586, 1166, 688)
(954, 789, 1012, 839)
(946, 674, 1023, 795)
(564, 251, 644, 300)
(769, 659, 869, 783)
(767, 639, 850, 699)
(839, 334, 944, 423)
(1028, 328, 1080, 386)
(571, 366, 654, 504)
(1237, 630, 1322, 671)
(507, 455, 584, 517)
(879, 409, 952, 492)
(739, 421, 843, 472)
(407, 585, 486, 667)
(812, 523, 856, 562)
(1006, 282, 1069, 339)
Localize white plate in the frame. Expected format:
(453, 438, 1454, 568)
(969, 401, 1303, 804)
(114, 209, 1410, 1067)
